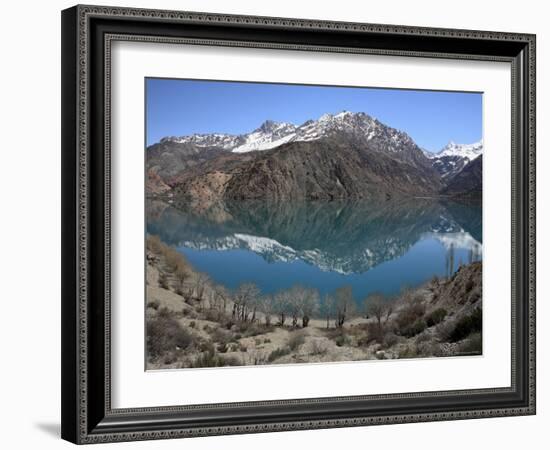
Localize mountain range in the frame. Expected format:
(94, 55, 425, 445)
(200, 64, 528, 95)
(146, 111, 482, 201)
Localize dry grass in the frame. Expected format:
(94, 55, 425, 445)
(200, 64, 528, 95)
(146, 234, 483, 368)
(146, 309, 193, 360)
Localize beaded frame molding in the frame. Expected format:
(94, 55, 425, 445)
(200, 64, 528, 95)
(61, 4, 536, 444)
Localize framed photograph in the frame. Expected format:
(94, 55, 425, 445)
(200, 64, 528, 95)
(61, 5, 536, 444)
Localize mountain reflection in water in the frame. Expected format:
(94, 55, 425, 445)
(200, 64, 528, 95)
(146, 199, 482, 301)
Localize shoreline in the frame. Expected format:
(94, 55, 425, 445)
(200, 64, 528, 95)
(146, 235, 483, 370)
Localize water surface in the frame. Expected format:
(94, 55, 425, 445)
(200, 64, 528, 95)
(147, 199, 482, 303)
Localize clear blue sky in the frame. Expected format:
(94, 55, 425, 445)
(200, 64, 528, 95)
(146, 78, 482, 152)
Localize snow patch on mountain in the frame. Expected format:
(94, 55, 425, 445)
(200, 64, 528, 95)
(231, 121, 298, 153)
(159, 111, 418, 155)
(432, 140, 483, 161)
(163, 133, 241, 150)
(426, 140, 483, 179)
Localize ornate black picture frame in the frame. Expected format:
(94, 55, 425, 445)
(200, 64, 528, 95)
(61, 4, 536, 444)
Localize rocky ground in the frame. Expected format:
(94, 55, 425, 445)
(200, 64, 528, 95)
(145, 235, 482, 370)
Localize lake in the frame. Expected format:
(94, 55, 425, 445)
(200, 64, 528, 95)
(147, 198, 482, 303)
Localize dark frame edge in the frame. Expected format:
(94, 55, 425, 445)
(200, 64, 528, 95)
(522, 32, 536, 415)
(61, 5, 80, 445)
(61, 5, 536, 444)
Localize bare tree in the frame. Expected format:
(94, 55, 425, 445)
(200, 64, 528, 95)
(365, 292, 394, 341)
(174, 265, 189, 296)
(259, 294, 275, 326)
(321, 294, 335, 329)
(287, 285, 304, 327)
(273, 291, 290, 326)
(335, 285, 355, 328)
(213, 285, 231, 313)
(234, 283, 260, 322)
(193, 272, 210, 310)
(299, 288, 320, 327)
(365, 293, 387, 326)
(250, 295, 260, 323)
(283, 286, 321, 328)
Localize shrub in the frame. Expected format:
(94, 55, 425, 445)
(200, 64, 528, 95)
(288, 332, 306, 351)
(416, 341, 440, 357)
(267, 347, 291, 362)
(190, 349, 225, 368)
(426, 308, 447, 327)
(164, 247, 188, 273)
(357, 323, 383, 346)
(223, 355, 242, 366)
(198, 341, 215, 353)
(372, 323, 387, 343)
(236, 322, 269, 337)
(146, 235, 162, 254)
(158, 273, 170, 290)
(163, 354, 175, 365)
(203, 309, 221, 322)
(383, 332, 399, 348)
(436, 319, 456, 341)
(181, 308, 197, 319)
(415, 332, 431, 344)
(459, 332, 482, 354)
(401, 319, 427, 338)
(217, 342, 229, 353)
(450, 308, 482, 342)
(334, 334, 352, 347)
(188, 321, 196, 328)
(157, 307, 173, 319)
(398, 345, 420, 359)
(310, 340, 328, 355)
(395, 300, 426, 333)
(147, 300, 160, 310)
(210, 327, 232, 345)
(147, 315, 192, 359)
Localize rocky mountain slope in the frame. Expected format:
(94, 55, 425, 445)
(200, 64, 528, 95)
(146, 112, 482, 200)
(441, 155, 482, 198)
(178, 138, 440, 202)
(427, 141, 483, 180)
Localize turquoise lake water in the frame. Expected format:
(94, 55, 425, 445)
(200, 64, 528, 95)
(147, 199, 482, 303)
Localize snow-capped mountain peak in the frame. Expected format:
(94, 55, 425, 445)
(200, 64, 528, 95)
(334, 110, 353, 119)
(231, 121, 298, 153)
(257, 119, 295, 133)
(161, 133, 241, 150)
(435, 140, 483, 161)
(319, 112, 334, 122)
(426, 140, 483, 179)
(159, 111, 421, 156)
